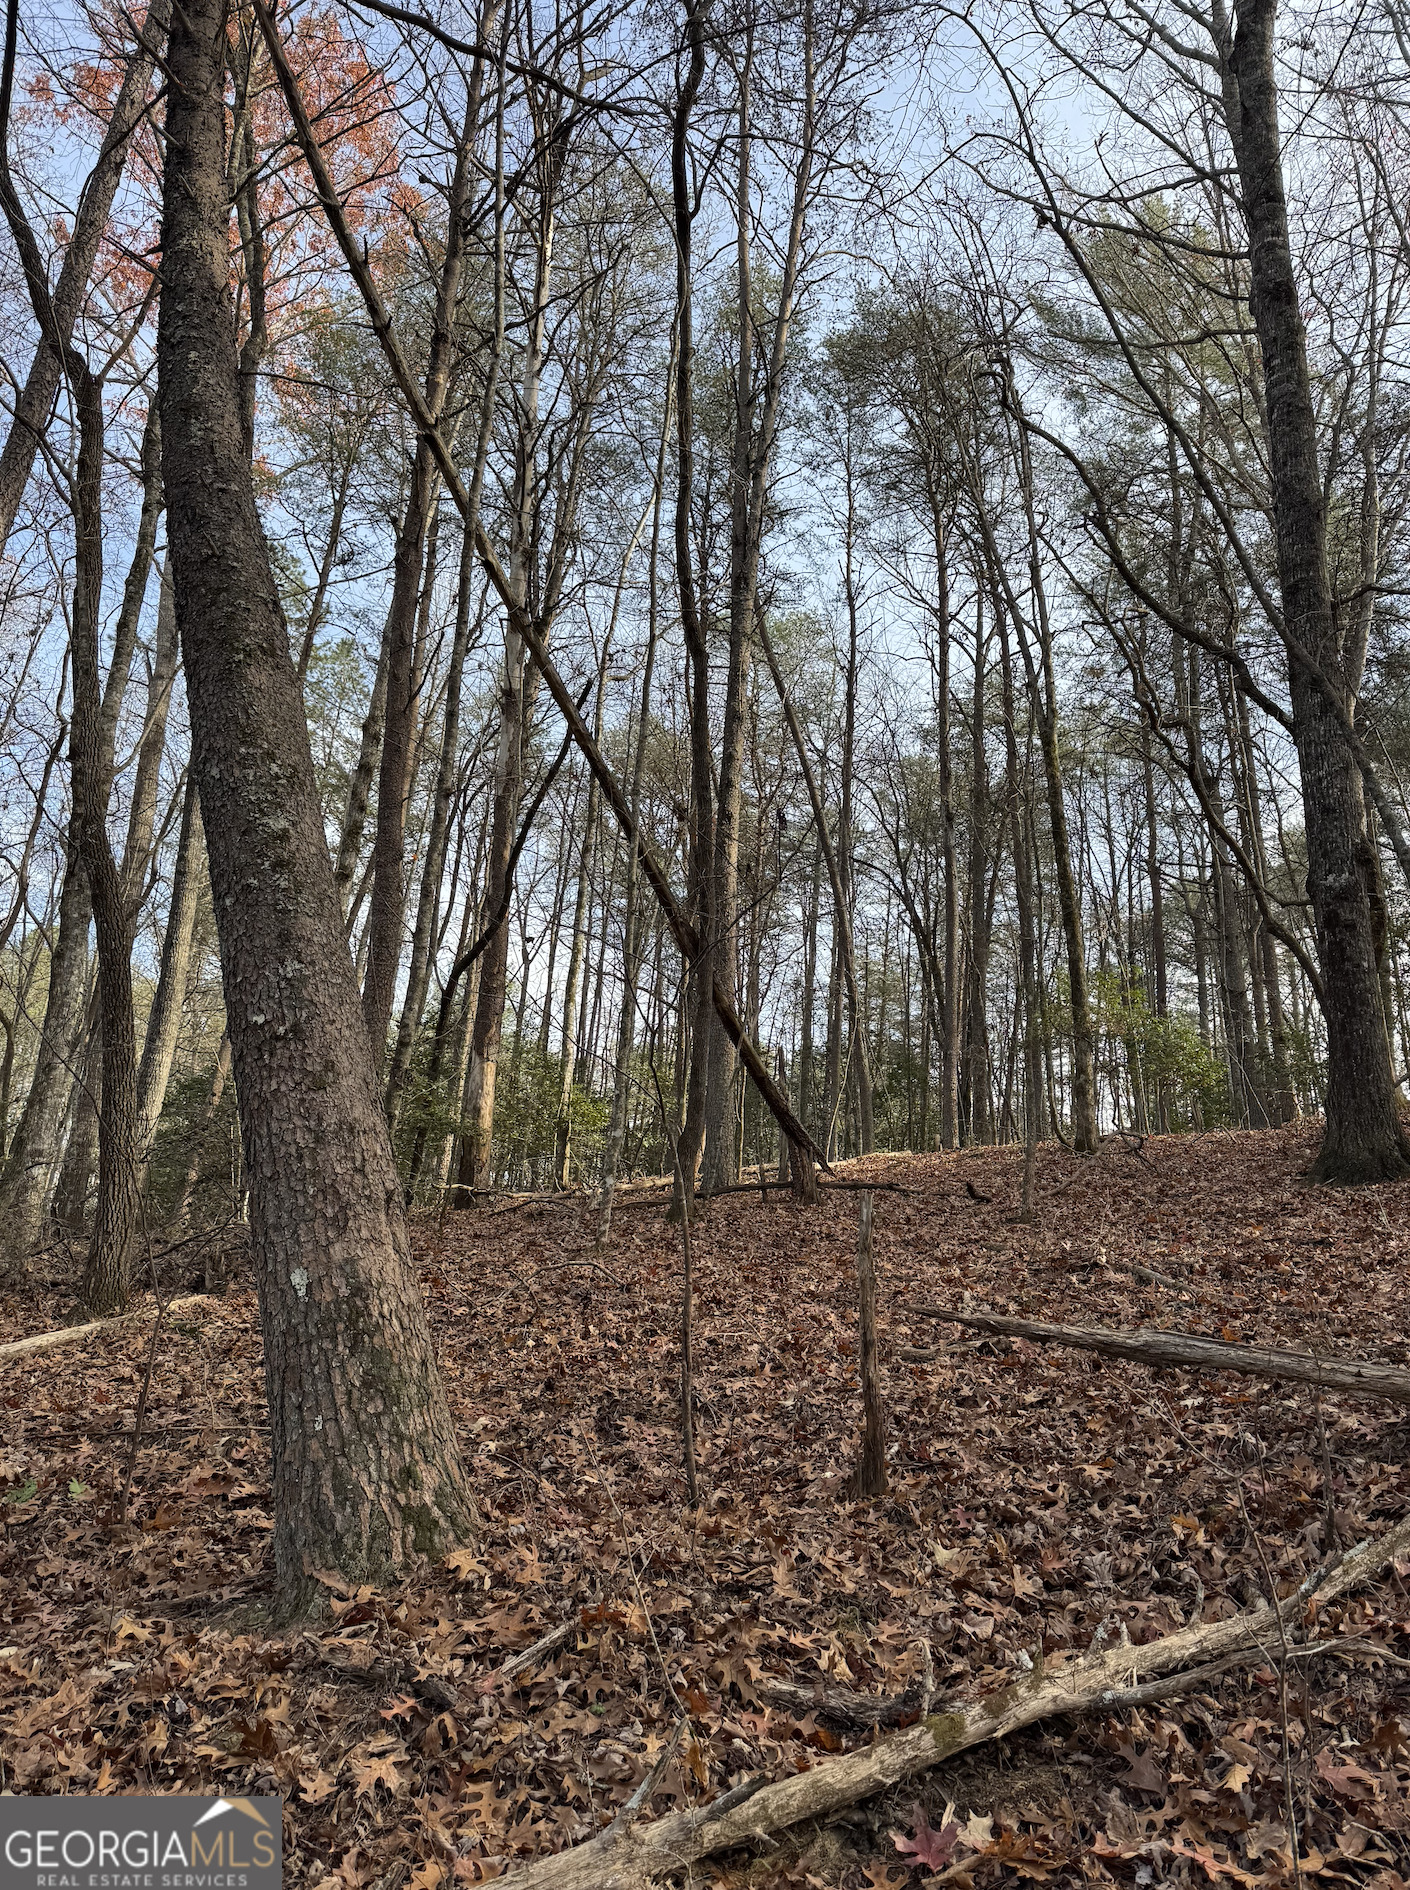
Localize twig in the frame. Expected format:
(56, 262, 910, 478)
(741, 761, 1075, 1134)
(117, 1298, 168, 1524)
(479, 1620, 575, 1692)
(603, 1719, 687, 1843)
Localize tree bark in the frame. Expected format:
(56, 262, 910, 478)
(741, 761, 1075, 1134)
(554, 669, 609, 1187)
(361, 449, 439, 1061)
(701, 34, 758, 1198)
(68, 363, 142, 1315)
(136, 773, 205, 1155)
(385, 528, 481, 1129)
(966, 592, 992, 1143)
(159, 0, 475, 1604)
(334, 630, 389, 915)
(0, 857, 93, 1273)
(457, 628, 531, 1195)
(172, 1035, 232, 1233)
(1224, 0, 1408, 1180)
(668, 0, 712, 1218)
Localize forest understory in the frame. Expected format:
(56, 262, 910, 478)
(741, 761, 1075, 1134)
(5, 1124, 1410, 1888)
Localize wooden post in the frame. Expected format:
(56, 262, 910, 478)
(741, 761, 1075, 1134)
(853, 1191, 887, 1497)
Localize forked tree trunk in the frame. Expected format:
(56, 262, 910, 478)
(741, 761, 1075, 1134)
(158, 0, 475, 1604)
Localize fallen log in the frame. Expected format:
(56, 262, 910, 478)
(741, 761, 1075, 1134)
(914, 1308, 1410, 1406)
(496, 1514, 1410, 1888)
(0, 1293, 212, 1365)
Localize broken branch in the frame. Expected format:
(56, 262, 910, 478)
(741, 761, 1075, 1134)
(913, 1309, 1410, 1406)
(494, 1514, 1410, 1887)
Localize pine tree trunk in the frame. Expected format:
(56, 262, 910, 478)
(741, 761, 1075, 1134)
(159, 0, 475, 1603)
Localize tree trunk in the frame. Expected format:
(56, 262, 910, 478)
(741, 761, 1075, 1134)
(839, 447, 874, 1155)
(0, 400, 166, 1273)
(69, 365, 142, 1314)
(386, 528, 480, 1128)
(159, 0, 475, 1603)
(1225, 0, 1408, 1180)
(967, 593, 992, 1143)
(702, 49, 757, 1198)
(0, 860, 94, 1272)
(361, 447, 439, 1062)
(136, 774, 205, 1155)
(458, 619, 532, 1196)
(172, 1035, 232, 1233)
(991, 396, 1099, 1152)
(120, 560, 182, 911)
(668, 0, 712, 1220)
(555, 740, 603, 1186)
(935, 525, 960, 1152)
(334, 629, 390, 916)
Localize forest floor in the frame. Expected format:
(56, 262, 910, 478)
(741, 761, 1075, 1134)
(5, 1124, 1410, 1888)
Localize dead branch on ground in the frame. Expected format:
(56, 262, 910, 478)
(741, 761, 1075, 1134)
(913, 1308, 1410, 1404)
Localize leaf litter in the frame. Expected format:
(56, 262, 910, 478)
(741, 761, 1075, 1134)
(4, 1123, 1410, 1887)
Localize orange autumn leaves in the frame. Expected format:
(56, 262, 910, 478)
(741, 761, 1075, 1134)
(22, 0, 424, 396)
